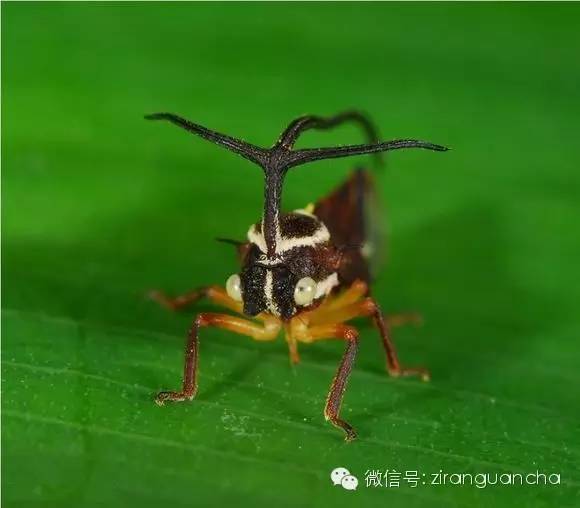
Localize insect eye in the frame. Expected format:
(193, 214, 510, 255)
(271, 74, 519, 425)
(294, 277, 317, 306)
(226, 274, 243, 302)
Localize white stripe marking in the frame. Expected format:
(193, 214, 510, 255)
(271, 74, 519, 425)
(314, 272, 339, 299)
(247, 223, 330, 255)
(247, 224, 268, 253)
(277, 224, 330, 253)
(264, 269, 280, 317)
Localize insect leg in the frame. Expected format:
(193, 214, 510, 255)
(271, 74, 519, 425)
(308, 324, 360, 441)
(307, 298, 429, 381)
(155, 312, 280, 405)
(283, 326, 300, 364)
(148, 287, 207, 311)
(321, 280, 368, 311)
(315, 302, 422, 329)
(308, 297, 373, 327)
(369, 300, 430, 381)
(306, 281, 421, 329)
(149, 285, 243, 314)
(299, 281, 367, 327)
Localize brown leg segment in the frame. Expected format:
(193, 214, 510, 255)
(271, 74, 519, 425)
(155, 312, 280, 405)
(148, 287, 207, 311)
(370, 301, 430, 381)
(303, 324, 360, 441)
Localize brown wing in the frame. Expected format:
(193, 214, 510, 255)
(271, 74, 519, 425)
(313, 168, 380, 286)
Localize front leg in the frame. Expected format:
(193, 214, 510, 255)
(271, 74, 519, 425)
(295, 323, 360, 441)
(149, 285, 243, 314)
(322, 325, 359, 441)
(156, 312, 281, 405)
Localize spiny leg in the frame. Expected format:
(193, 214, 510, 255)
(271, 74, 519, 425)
(156, 312, 280, 405)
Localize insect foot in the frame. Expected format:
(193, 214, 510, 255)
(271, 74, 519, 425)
(325, 413, 358, 442)
(154, 391, 195, 406)
(344, 426, 358, 442)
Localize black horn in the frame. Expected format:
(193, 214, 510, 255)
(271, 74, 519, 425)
(145, 111, 449, 258)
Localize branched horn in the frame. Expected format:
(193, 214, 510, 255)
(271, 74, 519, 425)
(146, 111, 449, 258)
(145, 113, 268, 166)
(275, 111, 385, 167)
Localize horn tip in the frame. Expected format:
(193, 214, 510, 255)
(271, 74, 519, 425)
(144, 113, 167, 121)
(430, 143, 450, 152)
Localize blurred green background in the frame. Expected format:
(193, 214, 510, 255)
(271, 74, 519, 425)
(2, 2, 580, 507)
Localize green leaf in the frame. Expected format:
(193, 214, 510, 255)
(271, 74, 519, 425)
(2, 3, 580, 507)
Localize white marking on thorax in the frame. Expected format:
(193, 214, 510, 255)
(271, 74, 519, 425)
(314, 272, 339, 299)
(256, 256, 282, 266)
(276, 225, 330, 253)
(247, 224, 268, 252)
(292, 206, 316, 217)
(247, 222, 330, 255)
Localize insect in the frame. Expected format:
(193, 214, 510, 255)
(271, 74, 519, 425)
(146, 111, 448, 440)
